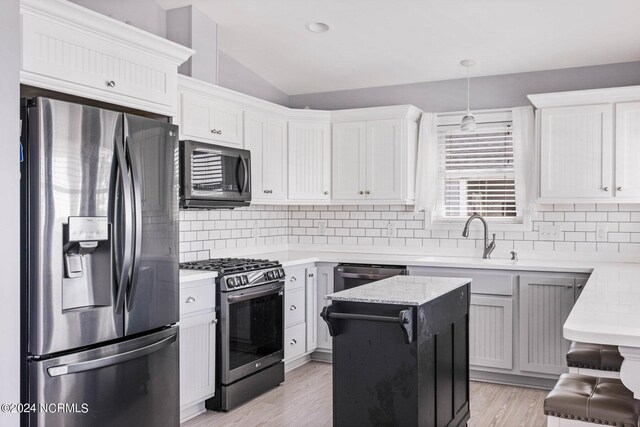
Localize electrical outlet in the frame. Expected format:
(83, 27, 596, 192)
(387, 222, 397, 238)
(596, 223, 608, 242)
(538, 224, 561, 240)
(317, 220, 327, 236)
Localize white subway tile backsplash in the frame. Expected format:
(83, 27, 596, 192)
(178, 204, 640, 261)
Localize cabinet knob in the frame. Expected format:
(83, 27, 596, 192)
(576, 284, 583, 289)
(290, 339, 297, 345)
(617, 186, 623, 191)
(308, 273, 314, 278)
(185, 296, 196, 303)
(365, 190, 370, 195)
(210, 129, 222, 135)
(603, 187, 609, 191)
(290, 305, 297, 311)
(106, 80, 116, 88)
(566, 284, 573, 289)
(324, 191, 329, 195)
(211, 318, 218, 325)
(359, 191, 364, 195)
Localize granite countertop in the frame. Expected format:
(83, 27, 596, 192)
(326, 275, 471, 306)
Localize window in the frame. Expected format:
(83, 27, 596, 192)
(435, 116, 519, 222)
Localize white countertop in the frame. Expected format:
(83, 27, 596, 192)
(179, 269, 217, 284)
(326, 275, 471, 306)
(564, 265, 640, 347)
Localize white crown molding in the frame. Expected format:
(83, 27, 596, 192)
(331, 104, 422, 123)
(21, 0, 194, 65)
(527, 86, 640, 108)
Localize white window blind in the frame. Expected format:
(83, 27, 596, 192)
(436, 121, 518, 220)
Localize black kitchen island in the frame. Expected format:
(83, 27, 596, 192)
(321, 275, 471, 427)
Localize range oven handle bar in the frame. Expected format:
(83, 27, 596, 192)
(337, 272, 400, 280)
(47, 334, 176, 377)
(226, 283, 284, 303)
(320, 305, 414, 344)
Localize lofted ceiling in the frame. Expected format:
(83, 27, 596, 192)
(156, 0, 640, 95)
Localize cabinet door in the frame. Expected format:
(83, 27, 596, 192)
(539, 105, 613, 199)
(285, 288, 306, 327)
(244, 110, 267, 197)
(469, 295, 513, 370)
(263, 117, 288, 199)
(288, 122, 331, 200)
(615, 102, 640, 199)
(179, 312, 216, 409)
(366, 119, 403, 200)
(306, 268, 318, 353)
(315, 267, 334, 351)
(332, 122, 367, 200)
(181, 92, 215, 141)
(211, 102, 243, 146)
(519, 275, 575, 375)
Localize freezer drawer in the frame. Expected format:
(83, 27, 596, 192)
(28, 327, 178, 427)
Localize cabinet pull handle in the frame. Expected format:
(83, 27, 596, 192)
(290, 305, 297, 310)
(576, 284, 583, 289)
(617, 187, 623, 191)
(603, 187, 609, 191)
(290, 276, 296, 282)
(185, 296, 196, 303)
(210, 129, 222, 135)
(365, 190, 370, 195)
(290, 339, 297, 345)
(566, 284, 573, 289)
(211, 318, 218, 325)
(106, 80, 116, 88)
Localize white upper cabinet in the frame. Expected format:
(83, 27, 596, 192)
(529, 86, 640, 203)
(615, 102, 640, 199)
(366, 119, 403, 201)
(20, 0, 192, 117)
(180, 91, 243, 147)
(245, 110, 288, 202)
(331, 106, 420, 204)
(332, 122, 367, 200)
(539, 105, 613, 200)
(288, 121, 332, 201)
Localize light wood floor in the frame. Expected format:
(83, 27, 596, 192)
(183, 361, 548, 427)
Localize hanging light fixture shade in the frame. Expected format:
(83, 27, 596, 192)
(460, 59, 477, 132)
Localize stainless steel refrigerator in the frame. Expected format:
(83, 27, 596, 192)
(21, 97, 180, 426)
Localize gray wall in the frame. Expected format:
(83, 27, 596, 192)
(0, 0, 21, 425)
(218, 52, 290, 106)
(70, 0, 167, 37)
(289, 61, 640, 111)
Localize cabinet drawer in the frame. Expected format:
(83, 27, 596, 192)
(285, 323, 307, 362)
(285, 288, 306, 327)
(408, 267, 514, 296)
(284, 266, 306, 291)
(180, 283, 215, 317)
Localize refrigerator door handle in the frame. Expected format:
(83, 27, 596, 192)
(114, 132, 134, 315)
(124, 132, 143, 312)
(46, 334, 177, 377)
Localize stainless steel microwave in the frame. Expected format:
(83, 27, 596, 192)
(179, 140, 251, 209)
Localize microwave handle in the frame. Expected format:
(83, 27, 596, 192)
(238, 155, 248, 193)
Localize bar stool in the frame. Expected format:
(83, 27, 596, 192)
(566, 341, 622, 379)
(544, 373, 640, 427)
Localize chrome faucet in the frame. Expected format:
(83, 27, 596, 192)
(462, 213, 496, 259)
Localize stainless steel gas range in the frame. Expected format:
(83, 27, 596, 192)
(180, 258, 286, 411)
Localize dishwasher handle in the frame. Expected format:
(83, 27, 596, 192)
(320, 305, 414, 344)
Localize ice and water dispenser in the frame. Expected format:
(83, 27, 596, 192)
(62, 216, 112, 311)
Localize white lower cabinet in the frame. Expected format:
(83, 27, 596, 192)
(315, 267, 335, 351)
(283, 264, 319, 365)
(285, 323, 307, 361)
(469, 295, 513, 370)
(179, 275, 216, 422)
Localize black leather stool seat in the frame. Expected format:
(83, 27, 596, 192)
(544, 373, 640, 427)
(567, 341, 623, 372)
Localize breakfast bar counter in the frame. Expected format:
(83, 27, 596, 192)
(322, 275, 472, 427)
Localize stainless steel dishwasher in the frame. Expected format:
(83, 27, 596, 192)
(334, 263, 407, 292)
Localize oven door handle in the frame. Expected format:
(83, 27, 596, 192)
(226, 283, 284, 303)
(338, 272, 397, 280)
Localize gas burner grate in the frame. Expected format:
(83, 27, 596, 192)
(180, 257, 281, 275)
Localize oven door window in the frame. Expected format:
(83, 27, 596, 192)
(228, 292, 283, 371)
(191, 149, 241, 196)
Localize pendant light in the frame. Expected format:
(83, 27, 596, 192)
(460, 59, 477, 132)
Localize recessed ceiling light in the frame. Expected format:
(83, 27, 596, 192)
(306, 22, 330, 33)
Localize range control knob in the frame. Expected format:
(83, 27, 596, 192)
(242, 275, 249, 285)
(266, 271, 275, 280)
(226, 277, 236, 288)
(279, 268, 286, 278)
